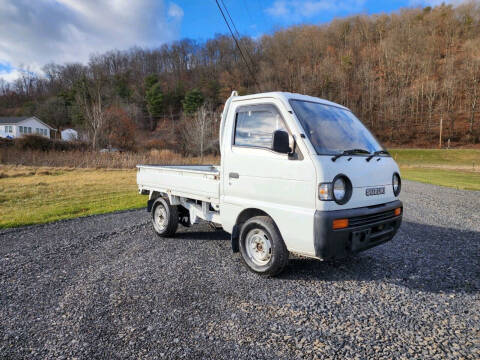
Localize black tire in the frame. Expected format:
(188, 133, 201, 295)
(239, 216, 289, 276)
(151, 197, 178, 237)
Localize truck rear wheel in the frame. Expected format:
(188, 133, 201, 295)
(152, 197, 178, 237)
(239, 216, 288, 276)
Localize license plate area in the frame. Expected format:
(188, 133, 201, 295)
(366, 187, 385, 196)
(351, 229, 371, 251)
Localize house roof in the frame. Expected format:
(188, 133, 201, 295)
(0, 116, 30, 124)
(0, 116, 56, 130)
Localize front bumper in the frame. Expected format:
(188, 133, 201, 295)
(314, 200, 403, 259)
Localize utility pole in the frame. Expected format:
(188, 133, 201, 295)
(439, 115, 443, 149)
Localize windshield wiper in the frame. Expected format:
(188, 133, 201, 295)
(366, 150, 390, 162)
(331, 148, 371, 162)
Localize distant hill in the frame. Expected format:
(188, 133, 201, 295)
(1, 2, 479, 149)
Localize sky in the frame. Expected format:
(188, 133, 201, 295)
(0, 0, 470, 82)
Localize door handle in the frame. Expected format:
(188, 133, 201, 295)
(229, 172, 239, 179)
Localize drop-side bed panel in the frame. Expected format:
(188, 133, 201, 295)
(136, 165, 220, 203)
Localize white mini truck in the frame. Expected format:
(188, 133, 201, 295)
(137, 92, 403, 276)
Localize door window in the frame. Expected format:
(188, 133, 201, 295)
(234, 104, 287, 149)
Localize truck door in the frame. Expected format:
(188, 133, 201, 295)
(221, 100, 317, 255)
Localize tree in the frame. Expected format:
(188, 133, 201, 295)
(182, 89, 204, 115)
(144, 74, 159, 91)
(35, 96, 69, 133)
(74, 72, 108, 150)
(104, 106, 136, 150)
(178, 105, 218, 158)
(462, 40, 480, 136)
(145, 82, 163, 131)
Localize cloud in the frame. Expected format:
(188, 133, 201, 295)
(168, 2, 184, 19)
(0, 68, 21, 83)
(0, 0, 184, 81)
(265, 0, 366, 22)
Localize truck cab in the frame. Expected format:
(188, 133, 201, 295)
(137, 91, 403, 276)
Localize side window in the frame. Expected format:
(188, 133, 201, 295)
(234, 104, 287, 149)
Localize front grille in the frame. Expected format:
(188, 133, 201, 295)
(348, 209, 396, 227)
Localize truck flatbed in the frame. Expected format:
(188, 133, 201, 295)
(137, 164, 220, 204)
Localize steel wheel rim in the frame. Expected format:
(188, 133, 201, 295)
(154, 204, 168, 232)
(245, 228, 272, 266)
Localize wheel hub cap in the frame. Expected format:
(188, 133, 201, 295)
(154, 205, 168, 231)
(246, 229, 272, 266)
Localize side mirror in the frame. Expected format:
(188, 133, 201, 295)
(272, 130, 291, 154)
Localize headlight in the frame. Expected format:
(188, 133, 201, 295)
(319, 175, 352, 205)
(392, 173, 401, 196)
(333, 177, 346, 201)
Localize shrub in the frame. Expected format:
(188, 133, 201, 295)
(104, 107, 137, 151)
(15, 135, 53, 151)
(13, 135, 89, 152)
(144, 138, 169, 150)
(0, 137, 14, 149)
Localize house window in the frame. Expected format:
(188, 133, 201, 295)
(19, 126, 23, 133)
(28, 127, 32, 134)
(6, 125, 13, 133)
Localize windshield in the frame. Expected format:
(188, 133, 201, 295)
(289, 100, 384, 155)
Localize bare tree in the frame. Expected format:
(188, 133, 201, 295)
(178, 105, 218, 159)
(75, 69, 108, 149)
(462, 40, 480, 136)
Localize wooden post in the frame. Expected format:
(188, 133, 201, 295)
(439, 116, 443, 149)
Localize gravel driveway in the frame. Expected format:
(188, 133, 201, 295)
(1, 181, 479, 359)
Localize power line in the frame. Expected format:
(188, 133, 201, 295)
(220, 0, 256, 70)
(214, 0, 260, 91)
(220, 0, 241, 39)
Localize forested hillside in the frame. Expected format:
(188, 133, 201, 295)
(1, 2, 479, 150)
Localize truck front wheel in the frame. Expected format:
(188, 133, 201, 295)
(239, 216, 289, 276)
(151, 197, 178, 237)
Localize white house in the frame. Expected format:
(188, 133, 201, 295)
(61, 128, 78, 141)
(0, 116, 55, 139)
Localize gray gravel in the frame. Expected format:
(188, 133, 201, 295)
(1, 180, 479, 359)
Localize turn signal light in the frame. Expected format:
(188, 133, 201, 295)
(332, 218, 349, 230)
(394, 208, 402, 216)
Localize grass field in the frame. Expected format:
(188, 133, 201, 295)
(390, 149, 480, 169)
(390, 149, 480, 190)
(1, 149, 479, 228)
(0, 166, 143, 228)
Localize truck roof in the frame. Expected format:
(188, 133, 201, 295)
(230, 91, 349, 111)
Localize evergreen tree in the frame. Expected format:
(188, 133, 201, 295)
(182, 89, 204, 115)
(145, 82, 163, 130)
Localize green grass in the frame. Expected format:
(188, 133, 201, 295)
(0, 166, 144, 228)
(400, 168, 480, 191)
(389, 149, 480, 191)
(390, 148, 480, 168)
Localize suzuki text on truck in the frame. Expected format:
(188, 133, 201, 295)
(137, 91, 403, 276)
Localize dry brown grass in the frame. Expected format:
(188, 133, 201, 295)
(0, 148, 219, 169)
(0, 165, 145, 228)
